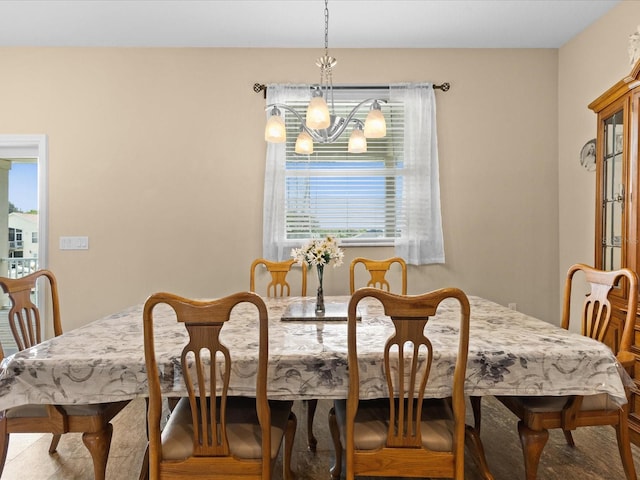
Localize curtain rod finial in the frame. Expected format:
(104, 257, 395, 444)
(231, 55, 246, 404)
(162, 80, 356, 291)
(254, 83, 267, 98)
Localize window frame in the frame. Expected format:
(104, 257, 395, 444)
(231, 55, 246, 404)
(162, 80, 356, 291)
(281, 87, 403, 247)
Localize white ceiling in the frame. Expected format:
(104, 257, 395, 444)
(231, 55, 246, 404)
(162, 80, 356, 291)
(0, 0, 624, 49)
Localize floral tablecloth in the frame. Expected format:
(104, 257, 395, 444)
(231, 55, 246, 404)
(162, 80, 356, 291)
(0, 295, 629, 409)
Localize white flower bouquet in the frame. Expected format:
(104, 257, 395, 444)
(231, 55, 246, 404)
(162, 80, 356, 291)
(291, 236, 344, 269)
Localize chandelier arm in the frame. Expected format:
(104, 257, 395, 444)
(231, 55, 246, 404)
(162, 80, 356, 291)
(266, 103, 306, 125)
(265, 103, 326, 143)
(340, 98, 387, 127)
(302, 124, 330, 143)
(320, 98, 387, 142)
(322, 117, 350, 143)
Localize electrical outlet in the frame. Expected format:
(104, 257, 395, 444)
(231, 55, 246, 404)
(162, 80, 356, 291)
(508, 303, 517, 311)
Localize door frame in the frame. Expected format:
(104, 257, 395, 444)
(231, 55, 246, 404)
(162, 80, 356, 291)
(0, 134, 48, 271)
(0, 135, 49, 345)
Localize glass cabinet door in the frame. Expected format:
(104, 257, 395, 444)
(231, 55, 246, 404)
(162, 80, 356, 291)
(601, 109, 624, 271)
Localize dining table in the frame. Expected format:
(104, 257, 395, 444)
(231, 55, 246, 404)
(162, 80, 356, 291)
(0, 294, 631, 478)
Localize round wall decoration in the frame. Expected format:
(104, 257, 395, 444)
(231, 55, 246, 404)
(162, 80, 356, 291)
(580, 139, 596, 172)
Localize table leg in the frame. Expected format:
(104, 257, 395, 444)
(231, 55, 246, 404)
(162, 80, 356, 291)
(283, 412, 297, 480)
(82, 423, 113, 480)
(328, 406, 342, 480)
(305, 399, 318, 452)
(517, 420, 548, 480)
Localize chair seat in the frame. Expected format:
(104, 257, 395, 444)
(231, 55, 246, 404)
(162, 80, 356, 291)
(334, 397, 455, 452)
(6, 402, 123, 418)
(161, 396, 293, 461)
(503, 393, 618, 413)
(6, 404, 50, 418)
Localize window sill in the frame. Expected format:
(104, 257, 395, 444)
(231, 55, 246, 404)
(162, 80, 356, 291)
(338, 239, 394, 248)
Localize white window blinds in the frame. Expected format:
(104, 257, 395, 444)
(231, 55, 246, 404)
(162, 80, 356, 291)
(284, 88, 404, 245)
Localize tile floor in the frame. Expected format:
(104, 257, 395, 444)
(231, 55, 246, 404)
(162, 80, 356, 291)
(2, 396, 640, 479)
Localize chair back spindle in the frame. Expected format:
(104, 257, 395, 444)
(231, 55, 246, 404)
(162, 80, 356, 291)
(182, 322, 231, 456)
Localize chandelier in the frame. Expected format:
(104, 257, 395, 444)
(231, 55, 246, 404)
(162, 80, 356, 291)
(264, 0, 387, 155)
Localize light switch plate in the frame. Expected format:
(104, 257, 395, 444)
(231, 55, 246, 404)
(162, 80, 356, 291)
(59, 236, 89, 250)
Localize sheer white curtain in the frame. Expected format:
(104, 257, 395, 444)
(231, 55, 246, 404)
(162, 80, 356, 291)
(263, 83, 445, 265)
(390, 83, 445, 265)
(263, 84, 310, 260)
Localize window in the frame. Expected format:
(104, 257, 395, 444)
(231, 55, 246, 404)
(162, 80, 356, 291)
(32, 231, 38, 243)
(284, 88, 403, 245)
(9, 228, 23, 250)
(264, 83, 444, 265)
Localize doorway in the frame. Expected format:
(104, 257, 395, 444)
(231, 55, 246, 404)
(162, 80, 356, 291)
(0, 135, 48, 355)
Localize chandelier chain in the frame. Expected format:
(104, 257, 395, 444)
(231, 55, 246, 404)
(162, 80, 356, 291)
(324, 0, 329, 55)
(322, 0, 334, 109)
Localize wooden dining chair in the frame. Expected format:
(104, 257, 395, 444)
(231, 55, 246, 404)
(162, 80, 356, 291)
(0, 269, 129, 480)
(250, 258, 307, 298)
(328, 287, 493, 480)
(349, 256, 407, 294)
(143, 291, 296, 480)
(250, 258, 318, 451)
(495, 264, 639, 480)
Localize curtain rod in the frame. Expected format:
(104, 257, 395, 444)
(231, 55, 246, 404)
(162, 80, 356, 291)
(252, 82, 450, 99)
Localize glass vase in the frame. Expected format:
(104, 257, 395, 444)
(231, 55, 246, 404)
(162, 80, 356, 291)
(315, 264, 325, 314)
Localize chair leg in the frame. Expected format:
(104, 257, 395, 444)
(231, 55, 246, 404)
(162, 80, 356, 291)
(517, 421, 548, 480)
(470, 396, 482, 432)
(464, 425, 494, 480)
(283, 412, 297, 480)
(48, 433, 62, 453)
(0, 417, 9, 477)
(167, 397, 180, 412)
(328, 406, 342, 480)
(138, 397, 154, 480)
(138, 442, 149, 480)
(614, 411, 637, 480)
(82, 423, 113, 480)
(562, 429, 575, 447)
(305, 399, 318, 452)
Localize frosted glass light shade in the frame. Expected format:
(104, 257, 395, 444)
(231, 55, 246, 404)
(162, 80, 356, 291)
(364, 108, 386, 138)
(348, 128, 367, 153)
(265, 114, 286, 143)
(295, 131, 314, 154)
(306, 95, 331, 129)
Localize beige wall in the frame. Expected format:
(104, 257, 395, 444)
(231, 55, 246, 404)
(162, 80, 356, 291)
(0, 46, 559, 331)
(558, 1, 640, 327)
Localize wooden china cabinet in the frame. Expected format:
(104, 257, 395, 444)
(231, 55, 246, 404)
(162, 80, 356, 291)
(589, 59, 640, 445)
